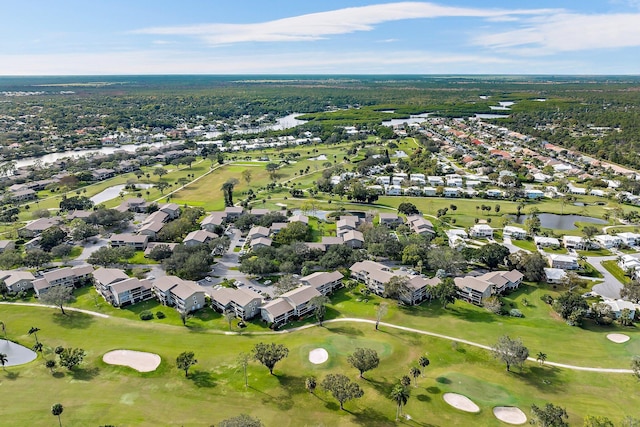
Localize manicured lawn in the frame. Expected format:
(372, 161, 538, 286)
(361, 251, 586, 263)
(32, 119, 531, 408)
(2, 302, 640, 426)
(127, 250, 157, 265)
(511, 239, 536, 252)
(601, 260, 632, 285)
(577, 248, 612, 257)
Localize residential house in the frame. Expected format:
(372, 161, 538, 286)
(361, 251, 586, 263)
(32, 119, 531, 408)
(422, 187, 437, 197)
(33, 266, 93, 297)
(601, 299, 637, 319)
(0, 270, 35, 293)
(138, 220, 165, 239)
(446, 229, 468, 249)
(250, 237, 273, 249)
(118, 197, 147, 213)
(92, 168, 115, 181)
(109, 278, 154, 307)
(300, 271, 344, 295)
(534, 236, 561, 248)
(469, 224, 494, 238)
(210, 287, 262, 319)
(260, 298, 296, 326)
(0, 240, 15, 253)
(110, 233, 149, 250)
(544, 268, 567, 284)
(617, 232, 640, 247)
(548, 254, 579, 270)
(503, 226, 527, 240)
(224, 206, 244, 219)
(386, 185, 402, 196)
(159, 203, 181, 219)
(562, 235, 588, 250)
(525, 189, 545, 199)
(350, 260, 395, 295)
(378, 213, 402, 227)
(288, 214, 309, 224)
(443, 187, 460, 197)
(406, 215, 434, 235)
(92, 267, 129, 302)
(201, 212, 226, 232)
(183, 230, 218, 247)
(342, 230, 364, 249)
(427, 176, 444, 186)
(594, 234, 622, 249)
(250, 208, 271, 217)
(269, 222, 288, 234)
(11, 189, 36, 202)
(321, 236, 343, 247)
(152, 276, 206, 313)
(454, 270, 523, 305)
(18, 217, 61, 238)
(336, 216, 360, 235)
(486, 189, 504, 198)
(247, 226, 270, 241)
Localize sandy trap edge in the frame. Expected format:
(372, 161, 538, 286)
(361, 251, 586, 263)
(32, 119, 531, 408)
(442, 393, 480, 413)
(493, 406, 527, 425)
(606, 333, 630, 344)
(103, 349, 161, 372)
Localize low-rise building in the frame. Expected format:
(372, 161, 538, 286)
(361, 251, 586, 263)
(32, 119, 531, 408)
(469, 224, 493, 238)
(210, 287, 263, 319)
(33, 266, 93, 297)
(594, 234, 622, 249)
(534, 236, 560, 248)
(110, 233, 149, 250)
(0, 270, 35, 293)
(601, 299, 637, 319)
(110, 278, 154, 307)
(378, 213, 402, 227)
(548, 254, 579, 270)
(152, 276, 206, 313)
(406, 215, 434, 235)
(300, 271, 344, 295)
(183, 230, 218, 247)
(503, 226, 527, 240)
(544, 268, 567, 284)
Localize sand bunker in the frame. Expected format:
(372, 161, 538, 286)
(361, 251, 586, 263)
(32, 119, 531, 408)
(443, 393, 480, 413)
(493, 407, 527, 425)
(0, 339, 37, 367)
(103, 350, 161, 372)
(607, 333, 630, 343)
(308, 348, 329, 365)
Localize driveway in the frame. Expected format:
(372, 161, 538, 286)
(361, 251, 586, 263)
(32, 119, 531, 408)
(588, 255, 623, 299)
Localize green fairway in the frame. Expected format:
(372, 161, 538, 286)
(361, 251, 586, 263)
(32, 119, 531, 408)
(1, 303, 640, 426)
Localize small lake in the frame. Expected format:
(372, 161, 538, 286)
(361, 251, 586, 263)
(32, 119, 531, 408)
(508, 213, 607, 230)
(291, 209, 366, 221)
(475, 113, 510, 119)
(90, 184, 153, 205)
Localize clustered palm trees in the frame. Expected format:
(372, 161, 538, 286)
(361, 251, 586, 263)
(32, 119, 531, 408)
(389, 354, 430, 420)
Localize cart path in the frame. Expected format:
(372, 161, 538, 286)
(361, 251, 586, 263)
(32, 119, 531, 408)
(2, 303, 633, 373)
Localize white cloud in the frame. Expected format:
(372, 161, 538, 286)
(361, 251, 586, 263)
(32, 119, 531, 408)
(131, 2, 558, 45)
(0, 49, 532, 75)
(475, 13, 640, 53)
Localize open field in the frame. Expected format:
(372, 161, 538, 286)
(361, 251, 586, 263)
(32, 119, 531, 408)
(2, 302, 640, 426)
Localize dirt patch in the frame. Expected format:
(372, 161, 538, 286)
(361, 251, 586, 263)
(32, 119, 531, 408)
(103, 350, 161, 372)
(493, 406, 527, 425)
(443, 392, 480, 413)
(607, 333, 630, 343)
(308, 348, 329, 364)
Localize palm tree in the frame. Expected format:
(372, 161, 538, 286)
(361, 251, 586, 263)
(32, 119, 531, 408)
(28, 326, 40, 344)
(305, 376, 317, 394)
(33, 342, 43, 353)
(390, 384, 410, 421)
(401, 375, 411, 388)
(410, 366, 421, 387)
(51, 403, 64, 427)
(0, 352, 8, 371)
(418, 356, 430, 376)
(536, 352, 547, 366)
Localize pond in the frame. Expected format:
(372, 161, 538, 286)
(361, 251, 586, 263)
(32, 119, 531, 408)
(90, 184, 153, 205)
(508, 213, 607, 230)
(291, 209, 367, 221)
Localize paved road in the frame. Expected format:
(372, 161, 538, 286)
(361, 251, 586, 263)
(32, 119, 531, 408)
(4, 302, 633, 374)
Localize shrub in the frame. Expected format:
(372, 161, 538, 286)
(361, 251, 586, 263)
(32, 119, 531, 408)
(540, 294, 554, 305)
(156, 311, 166, 319)
(509, 309, 524, 318)
(139, 310, 154, 320)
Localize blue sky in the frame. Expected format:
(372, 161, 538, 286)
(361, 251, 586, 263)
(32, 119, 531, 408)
(2, 0, 640, 75)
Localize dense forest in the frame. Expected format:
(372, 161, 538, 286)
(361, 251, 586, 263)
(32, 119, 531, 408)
(2, 75, 640, 168)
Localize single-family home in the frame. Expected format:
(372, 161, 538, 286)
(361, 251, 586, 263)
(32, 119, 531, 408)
(544, 268, 567, 284)
(386, 185, 402, 196)
(406, 215, 434, 235)
(269, 222, 288, 234)
(422, 187, 438, 197)
(288, 214, 309, 224)
(503, 226, 527, 240)
(469, 224, 493, 238)
(534, 236, 560, 248)
(247, 226, 270, 241)
(548, 254, 579, 270)
(224, 206, 244, 219)
(117, 197, 147, 213)
(250, 208, 271, 217)
(525, 189, 545, 199)
(486, 189, 504, 198)
(342, 230, 364, 248)
(201, 212, 226, 232)
(562, 235, 588, 250)
(443, 187, 460, 197)
(617, 232, 640, 247)
(594, 234, 622, 249)
(210, 287, 263, 319)
(601, 299, 636, 320)
(427, 176, 444, 186)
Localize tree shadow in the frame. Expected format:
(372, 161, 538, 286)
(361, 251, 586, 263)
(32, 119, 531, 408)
(51, 311, 94, 329)
(516, 365, 565, 392)
(276, 373, 305, 395)
(367, 377, 395, 396)
(416, 394, 431, 402)
(324, 401, 339, 411)
(3, 371, 19, 380)
(52, 371, 65, 379)
(70, 366, 100, 381)
(188, 370, 216, 388)
(325, 325, 364, 336)
(425, 386, 441, 394)
(435, 377, 451, 384)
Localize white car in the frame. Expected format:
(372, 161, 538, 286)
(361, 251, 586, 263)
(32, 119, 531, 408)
(264, 280, 272, 285)
(205, 276, 212, 282)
